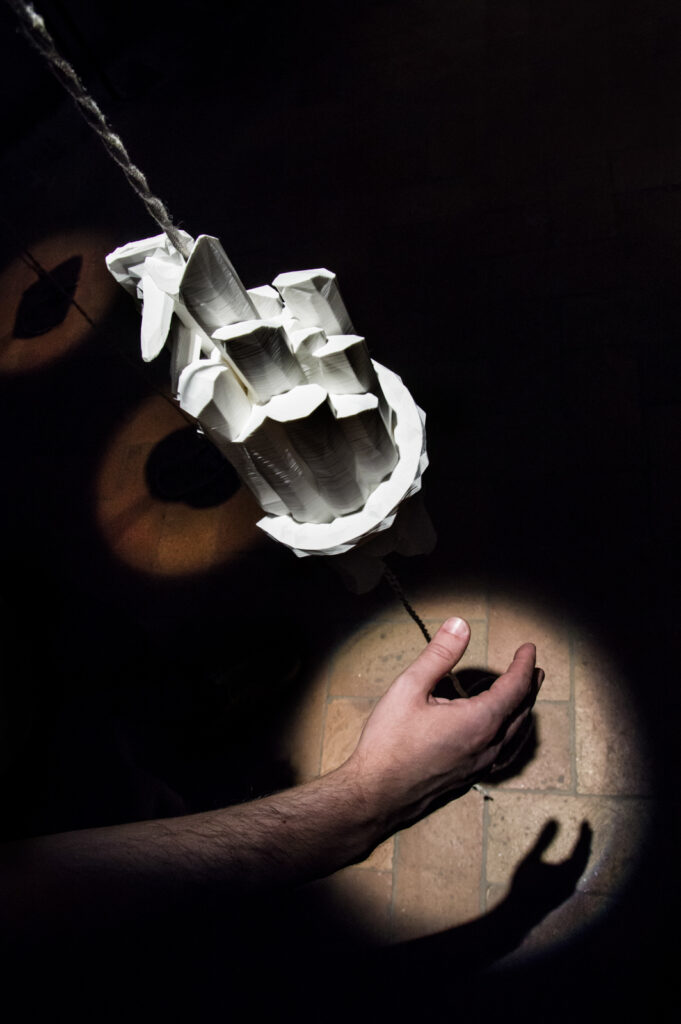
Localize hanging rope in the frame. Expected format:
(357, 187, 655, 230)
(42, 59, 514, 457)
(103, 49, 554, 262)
(1, 211, 197, 426)
(6, 0, 192, 259)
(6, 0, 462, 690)
(381, 562, 469, 698)
(382, 563, 432, 644)
(3, 0, 196, 416)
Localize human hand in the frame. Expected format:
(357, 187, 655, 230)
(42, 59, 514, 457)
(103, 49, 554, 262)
(341, 617, 544, 834)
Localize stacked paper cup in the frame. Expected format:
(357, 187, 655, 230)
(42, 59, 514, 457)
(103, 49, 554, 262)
(106, 233, 433, 589)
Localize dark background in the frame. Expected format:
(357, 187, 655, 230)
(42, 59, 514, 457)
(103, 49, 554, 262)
(0, 1, 679, 1020)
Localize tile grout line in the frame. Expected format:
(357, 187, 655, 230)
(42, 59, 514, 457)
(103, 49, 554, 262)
(480, 795, 491, 915)
(389, 595, 489, 940)
(480, 602, 490, 914)
(388, 831, 400, 944)
(151, 504, 165, 573)
(315, 643, 337, 779)
(484, 789, 656, 801)
(326, 694, 377, 703)
(568, 622, 578, 796)
(388, 608, 408, 942)
(375, 616, 489, 626)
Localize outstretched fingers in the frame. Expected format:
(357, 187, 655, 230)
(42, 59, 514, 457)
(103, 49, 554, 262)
(486, 643, 541, 720)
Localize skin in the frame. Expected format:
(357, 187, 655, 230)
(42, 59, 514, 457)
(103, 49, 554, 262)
(346, 615, 543, 834)
(0, 616, 542, 945)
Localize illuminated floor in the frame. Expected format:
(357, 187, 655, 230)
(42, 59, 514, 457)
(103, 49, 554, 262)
(0, 245, 658, 965)
(277, 579, 654, 960)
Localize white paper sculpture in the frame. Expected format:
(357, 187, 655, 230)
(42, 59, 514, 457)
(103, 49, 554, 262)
(106, 232, 434, 589)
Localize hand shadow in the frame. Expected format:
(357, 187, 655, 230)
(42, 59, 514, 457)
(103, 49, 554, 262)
(371, 818, 593, 989)
(216, 818, 593, 1020)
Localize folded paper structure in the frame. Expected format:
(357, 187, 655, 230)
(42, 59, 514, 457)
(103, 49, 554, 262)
(106, 232, 434, 588)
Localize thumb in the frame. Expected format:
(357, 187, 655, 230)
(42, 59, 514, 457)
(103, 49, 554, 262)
(399, 617, 471, 697)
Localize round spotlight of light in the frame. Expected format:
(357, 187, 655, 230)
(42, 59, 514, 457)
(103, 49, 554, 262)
(95, 394, 265, 577)
(287, 580, 653, 959)
(0, 230, 118, 375)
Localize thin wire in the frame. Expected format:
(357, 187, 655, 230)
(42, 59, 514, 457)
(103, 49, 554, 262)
(6, 0, 192, 259)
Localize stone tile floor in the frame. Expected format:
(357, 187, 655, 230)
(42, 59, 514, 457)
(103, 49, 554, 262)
(278, 580, 655, 960)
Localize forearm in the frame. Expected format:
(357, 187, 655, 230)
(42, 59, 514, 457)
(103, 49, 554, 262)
(0, 762, 382, 943)
(1, 618, 542, 950)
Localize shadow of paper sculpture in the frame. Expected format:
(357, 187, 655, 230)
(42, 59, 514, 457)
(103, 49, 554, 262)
(13, 254, 82, 339)
(106, 232, 434, 589)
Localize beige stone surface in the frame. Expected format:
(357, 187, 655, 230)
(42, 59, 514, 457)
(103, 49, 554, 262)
(392, 791, 484, 941)
(358, 836, 395, 872)
(574, 635, 653, 795)
(278, 667, 328, 783)
(320, 697, 375, 774)
(485, 883, 617, 962)
(485, 881, 512, 913)
(105, 496, 160, 563)
(98, 441, 151, 503)
(329, 602, 490, 701)
(316, 867, 394, 945)
(486, 791, 654, 897)
(156, 505, 220, 575)
(251, 561, 654, 957)
(380, 579, 489, 624)
(329, 621, 426, 698)
(126, 395, 187, 443)
(488, 594, 571, 701)
(491, 701, 572, 791)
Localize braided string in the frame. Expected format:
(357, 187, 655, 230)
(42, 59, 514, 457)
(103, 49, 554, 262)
(7, 0, 192, 258)
(381, 564, 432, 643)
(381, 563, 469, 698)
(0, 210, 197, 424)
(7, 1, 468, 693)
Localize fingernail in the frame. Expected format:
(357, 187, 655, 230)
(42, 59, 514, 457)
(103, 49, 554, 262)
(538, 669, 545, 688)
(443, 616, 469, 638)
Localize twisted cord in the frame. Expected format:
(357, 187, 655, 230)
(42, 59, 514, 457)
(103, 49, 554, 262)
(6, 3, 474, 704)
(381, 564, 432, 644)
(381, 562, 469, 698)
(1, 212, 196, 425)
(6, 0, 192, 259)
